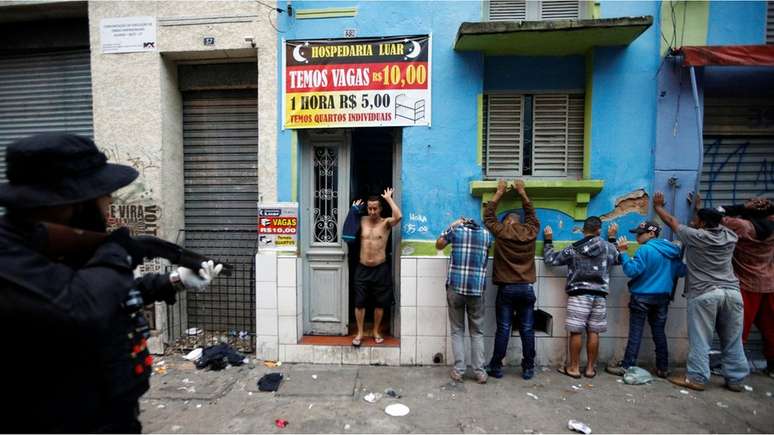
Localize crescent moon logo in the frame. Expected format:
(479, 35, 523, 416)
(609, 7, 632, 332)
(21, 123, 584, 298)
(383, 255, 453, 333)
(404, 39, 421, 60)
(293, 42, 309, 63)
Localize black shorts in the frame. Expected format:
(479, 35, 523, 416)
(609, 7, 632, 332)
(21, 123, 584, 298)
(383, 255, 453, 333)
(354, 262, 393, 309)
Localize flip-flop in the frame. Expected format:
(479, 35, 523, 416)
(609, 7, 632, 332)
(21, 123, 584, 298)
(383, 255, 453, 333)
(584, 367, 597, 378)
(557, 366, 582, 379)
(352, 337, 362, 347)
(374, 336, 385, 344)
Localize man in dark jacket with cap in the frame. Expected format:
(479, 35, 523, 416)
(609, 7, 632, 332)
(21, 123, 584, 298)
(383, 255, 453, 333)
(0, 134, 222, 433)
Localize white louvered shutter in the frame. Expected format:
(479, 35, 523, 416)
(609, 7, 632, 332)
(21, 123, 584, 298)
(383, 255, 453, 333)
(484, 95, 523, 176)
(532, 94, 568, 177)
(488, 0, 527, 21)
(767, 1, 774, 44)
(540, 0, 582, 20)
(532, 94, 584, 178)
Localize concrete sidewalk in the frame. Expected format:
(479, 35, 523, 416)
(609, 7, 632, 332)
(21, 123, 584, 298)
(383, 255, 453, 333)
(141, 356, 774, 433)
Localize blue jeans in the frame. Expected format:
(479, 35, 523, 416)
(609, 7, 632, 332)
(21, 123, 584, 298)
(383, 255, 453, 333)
(687, 288, 749, 384)
(622, 294, 670, 370)
(488, 284, 535, 371)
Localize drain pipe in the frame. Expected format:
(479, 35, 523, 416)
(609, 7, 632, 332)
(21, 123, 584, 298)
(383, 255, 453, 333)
(688, 65, 703, 197)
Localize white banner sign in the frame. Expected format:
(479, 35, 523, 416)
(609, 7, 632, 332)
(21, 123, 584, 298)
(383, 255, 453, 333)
(100, 16, 157, 54)
(283, 35, 432, 129)
(258, 202, 299, 252)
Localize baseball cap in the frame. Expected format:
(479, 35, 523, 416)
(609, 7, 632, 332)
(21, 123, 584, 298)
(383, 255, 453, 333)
(629, 220, 661, 235)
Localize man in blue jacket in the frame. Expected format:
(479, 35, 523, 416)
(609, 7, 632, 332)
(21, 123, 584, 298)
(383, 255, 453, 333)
(605, 221, 685, 378)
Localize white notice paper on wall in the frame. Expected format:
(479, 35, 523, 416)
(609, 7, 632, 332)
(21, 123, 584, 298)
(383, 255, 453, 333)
(100, 16, 157, 54)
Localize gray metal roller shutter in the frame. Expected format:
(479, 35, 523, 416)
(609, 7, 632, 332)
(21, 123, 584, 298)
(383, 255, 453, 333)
(180, 89, 258, 351)
(0, 49, 94, 181)
(183, 90, 259, 232)
(702, 97, 773, 367)
(702, 98, 774, 207)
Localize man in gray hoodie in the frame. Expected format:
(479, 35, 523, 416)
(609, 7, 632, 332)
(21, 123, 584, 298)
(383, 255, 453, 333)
(544, 216, 620, 379)
(653, 192, 748, 392)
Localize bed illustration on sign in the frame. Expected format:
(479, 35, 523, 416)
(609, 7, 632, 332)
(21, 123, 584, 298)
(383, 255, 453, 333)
(395, 94, 426, 123)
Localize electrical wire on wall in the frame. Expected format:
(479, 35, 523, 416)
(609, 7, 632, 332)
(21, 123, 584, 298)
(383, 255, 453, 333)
(255, 0, 292, 33)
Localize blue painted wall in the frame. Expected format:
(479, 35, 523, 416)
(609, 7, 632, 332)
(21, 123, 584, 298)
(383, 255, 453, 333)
(277, 0, 721, 245)
(581, 0, 661, 239)
(276, 1, 485, 243)
(484, 56, 585, 91)
(707, 0, 767, 45)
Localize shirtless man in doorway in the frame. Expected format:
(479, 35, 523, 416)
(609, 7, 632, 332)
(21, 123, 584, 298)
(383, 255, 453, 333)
(352, 187, 402, 346)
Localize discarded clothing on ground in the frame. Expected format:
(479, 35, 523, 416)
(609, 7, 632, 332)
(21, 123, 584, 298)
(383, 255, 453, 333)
(258, 373, 284, 392)
(195, 343, 246, 370)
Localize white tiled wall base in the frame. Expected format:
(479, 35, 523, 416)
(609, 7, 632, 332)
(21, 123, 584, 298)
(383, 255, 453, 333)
(256, 254, 691, 366)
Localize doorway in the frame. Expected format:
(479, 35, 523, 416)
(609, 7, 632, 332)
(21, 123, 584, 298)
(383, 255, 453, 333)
(348, 128, 400, 339)
(300, 128, 401, 338)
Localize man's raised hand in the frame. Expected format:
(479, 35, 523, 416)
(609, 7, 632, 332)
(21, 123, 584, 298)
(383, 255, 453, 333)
(513, 179, 526, 196)
(653, 191, 666, 208)
(608, 222, 618, 239)
(381, 187, 394, 200)
(543, 225, 553, 239)
(352, 199, 364, 207)
(496, 179, 507, 195)
(616, 236, 629, 252)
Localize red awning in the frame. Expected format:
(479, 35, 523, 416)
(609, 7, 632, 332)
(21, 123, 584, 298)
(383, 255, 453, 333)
(678, 45, 774, 67)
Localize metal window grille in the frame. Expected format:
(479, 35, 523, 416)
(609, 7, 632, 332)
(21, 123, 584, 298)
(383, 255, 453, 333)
(483, 93, 584, 178)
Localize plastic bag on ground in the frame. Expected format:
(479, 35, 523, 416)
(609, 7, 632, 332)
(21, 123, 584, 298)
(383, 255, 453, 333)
(623, 366, 653, 385)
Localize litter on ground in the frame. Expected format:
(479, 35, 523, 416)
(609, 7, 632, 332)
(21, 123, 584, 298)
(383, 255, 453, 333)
(385, 403, 410, 417)
(364, 392, 382, 403)
(716, 402, 729, 408)
(184, 348, 203, 361)
(568, 419, 592, 434)
(275, 419, 288, 428)
(743, 385, 753, 392)
(526, 392, 539, 400)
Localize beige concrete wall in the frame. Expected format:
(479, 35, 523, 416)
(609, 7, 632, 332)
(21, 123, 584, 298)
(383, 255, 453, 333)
(89, 0, 277, 244)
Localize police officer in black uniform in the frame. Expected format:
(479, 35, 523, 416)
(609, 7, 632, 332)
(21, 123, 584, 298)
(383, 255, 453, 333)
(0, 134, 222, 433)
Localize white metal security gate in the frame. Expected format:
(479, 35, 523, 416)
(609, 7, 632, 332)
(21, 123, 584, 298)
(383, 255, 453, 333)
(0, 49, 94, 181)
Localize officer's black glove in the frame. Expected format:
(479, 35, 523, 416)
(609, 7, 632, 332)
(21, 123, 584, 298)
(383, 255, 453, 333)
(106, 227, 146, 268)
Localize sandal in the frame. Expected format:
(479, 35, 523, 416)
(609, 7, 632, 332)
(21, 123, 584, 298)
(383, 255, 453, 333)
(584, 367, 597, 378)
(374, 336, 385, 344)
(352, 337, 362, 348)
(558, 366, 582, 379)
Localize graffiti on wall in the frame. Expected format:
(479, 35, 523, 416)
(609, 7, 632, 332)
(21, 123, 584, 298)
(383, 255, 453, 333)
(101, 146, 159, 203)
(404, 212, 429, 235)
(703, 138, 774, 206)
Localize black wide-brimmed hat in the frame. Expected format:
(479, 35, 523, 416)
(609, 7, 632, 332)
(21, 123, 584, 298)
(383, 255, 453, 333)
(0, 133, 139, 208)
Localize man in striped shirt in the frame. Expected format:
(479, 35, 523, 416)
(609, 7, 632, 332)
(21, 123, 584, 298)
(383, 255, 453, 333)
(436, 217, 494, 383)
